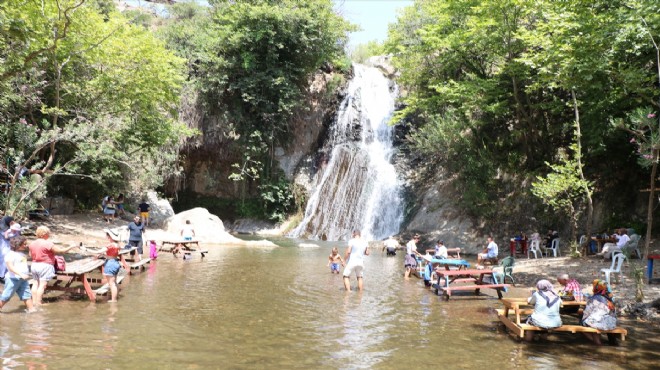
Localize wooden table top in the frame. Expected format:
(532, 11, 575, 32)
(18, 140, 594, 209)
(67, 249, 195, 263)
(502, 297, 586, 308)
(161, 239, 199, 245)
(57, 258, 105, 275)
(436, 269, 494, 277)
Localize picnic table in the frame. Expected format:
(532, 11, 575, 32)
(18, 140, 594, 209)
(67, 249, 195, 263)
(497, 297, 627, 341)
(160, 239, 208, 258)
(49, 258, 106, 301)
(80, 246, 135, 270)
(428, 258, 470, 270)
(509, 239, 527, 256)
(433, 268, 509, 300)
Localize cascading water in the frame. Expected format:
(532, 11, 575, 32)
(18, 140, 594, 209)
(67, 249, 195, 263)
(292, 64, 404, 241)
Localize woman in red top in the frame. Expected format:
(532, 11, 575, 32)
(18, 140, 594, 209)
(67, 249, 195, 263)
(29, 226, 77, 307)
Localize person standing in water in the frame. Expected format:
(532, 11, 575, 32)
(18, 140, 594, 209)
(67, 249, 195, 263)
(382, 236, 399, 256)
(404, 234, 422, 278)
(343, 230, 369, 291)
(328, 247, 345, 274)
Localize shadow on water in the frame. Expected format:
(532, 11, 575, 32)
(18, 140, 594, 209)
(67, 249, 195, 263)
(0, 237, 658, 368)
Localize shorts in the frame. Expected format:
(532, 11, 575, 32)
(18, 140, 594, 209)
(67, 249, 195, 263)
(404, 254, 417, 268)
(128, 240, 143, 255)
(479, 253, 496, 259)
(103, 207, 116, 215)
(103, 258, 121, 276)
(330, 263, 340, 272)
(386, 248, 396, 256)
(140, 212, 149, 219)
(31, 262, 56, 281)
(343, 263, 364, 278)
(116, 204, 125, 211)
(0, 277, 32, 301)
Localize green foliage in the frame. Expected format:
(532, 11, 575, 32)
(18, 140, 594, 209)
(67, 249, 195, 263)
(258, 177, 294, 222)
(196, 0, 354, 182)
(0, 0, 193, 215)
(621, 108, 660, 168)
(349, 40, 385, 63)
(531, 140, 592, 236)
(386, 0, 659, 224)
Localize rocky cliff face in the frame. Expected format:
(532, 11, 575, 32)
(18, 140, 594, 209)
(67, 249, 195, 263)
(170, 68, 348, 201)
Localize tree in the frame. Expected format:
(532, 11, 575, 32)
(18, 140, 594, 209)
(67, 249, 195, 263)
(0, 0, 192, 214)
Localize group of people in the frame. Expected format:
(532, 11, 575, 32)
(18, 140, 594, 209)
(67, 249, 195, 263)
(102, 194, 151, 225)
(526, 274, 618, 345)
(0, 218, 79, 312)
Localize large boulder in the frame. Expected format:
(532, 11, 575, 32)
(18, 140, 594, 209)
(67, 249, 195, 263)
(163, 207, 238, 243)
(162, 208, 277, 247)
(145, 191, 175, 227)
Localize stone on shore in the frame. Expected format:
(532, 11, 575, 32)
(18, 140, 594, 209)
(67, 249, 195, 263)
(161, 207, 277, 247)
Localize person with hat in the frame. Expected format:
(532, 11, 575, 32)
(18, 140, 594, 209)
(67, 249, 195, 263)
(101, 229, 121, 303)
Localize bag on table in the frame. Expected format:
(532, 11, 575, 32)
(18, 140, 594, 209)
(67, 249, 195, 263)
(54, 255, 66, 272)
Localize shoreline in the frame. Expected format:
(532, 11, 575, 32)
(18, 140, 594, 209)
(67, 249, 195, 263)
(21, 212, 660, 324)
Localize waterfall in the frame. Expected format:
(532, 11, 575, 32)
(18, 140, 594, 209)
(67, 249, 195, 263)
(292, 64, 404, 241)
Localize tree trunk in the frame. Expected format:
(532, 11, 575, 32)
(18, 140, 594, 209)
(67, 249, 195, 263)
(645, 149, 658, 259)
(571, 90, 594, 255)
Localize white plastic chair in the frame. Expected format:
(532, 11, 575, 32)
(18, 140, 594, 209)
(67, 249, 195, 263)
(527, 239, 542, 259)
(578, 234, 587, 246)
(601, 253, 626, 286)
(544, 238, 560, 257)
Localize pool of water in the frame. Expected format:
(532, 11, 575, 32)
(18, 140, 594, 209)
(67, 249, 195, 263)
(0, 237, 658, 368)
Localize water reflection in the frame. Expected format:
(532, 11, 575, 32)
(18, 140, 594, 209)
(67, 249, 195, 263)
(0, 240, 657, 368)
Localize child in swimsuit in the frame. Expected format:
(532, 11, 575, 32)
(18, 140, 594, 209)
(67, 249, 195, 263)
(327, 247, 345, 274)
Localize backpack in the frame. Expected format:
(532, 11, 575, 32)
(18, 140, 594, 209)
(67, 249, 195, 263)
(54, 255, 66, 272)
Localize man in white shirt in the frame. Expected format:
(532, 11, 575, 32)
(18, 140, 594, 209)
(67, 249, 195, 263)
(603, 228, 630, 259)
(477, 236, 498, 267)
(382, 236, 400, 256)
(343, 230, 369, 291)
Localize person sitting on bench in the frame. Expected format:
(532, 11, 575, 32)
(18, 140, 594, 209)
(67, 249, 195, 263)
(525, 279, 562, 341)
(581, 279, 617, 345)
(477, 236, 498, 268)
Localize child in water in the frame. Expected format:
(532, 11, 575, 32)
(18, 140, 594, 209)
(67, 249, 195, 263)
(101, 230, 121, 303)
(327, 247, 345, 274)
(149, 240, 158, 260)
(0, 236, 36, 312)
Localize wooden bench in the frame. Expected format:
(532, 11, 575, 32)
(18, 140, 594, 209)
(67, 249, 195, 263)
(440, 283, 510, 299)
(128, 258, 151, 274)
(94, 275, 126, 296)
(497, 309, 627, 340)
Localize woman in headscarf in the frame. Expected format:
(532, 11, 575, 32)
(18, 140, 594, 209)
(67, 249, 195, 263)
(581, 279, 617, 345)
(0, 216, 15, 281)
(525, 279, 562, 341)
